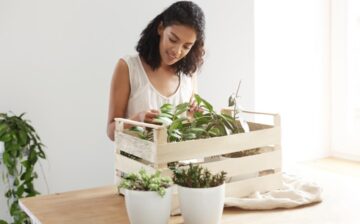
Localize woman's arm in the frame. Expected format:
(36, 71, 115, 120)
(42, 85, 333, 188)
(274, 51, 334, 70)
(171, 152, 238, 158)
(107, 59, 161, 141)
(107, 59, 131, 141)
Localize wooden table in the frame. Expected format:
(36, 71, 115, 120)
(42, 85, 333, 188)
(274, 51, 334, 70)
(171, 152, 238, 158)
(19, 159, 360, 224)
(19, 185, 247, 224)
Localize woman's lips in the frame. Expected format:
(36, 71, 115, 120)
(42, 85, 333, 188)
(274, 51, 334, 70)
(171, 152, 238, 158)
(167, 51, 177, 61)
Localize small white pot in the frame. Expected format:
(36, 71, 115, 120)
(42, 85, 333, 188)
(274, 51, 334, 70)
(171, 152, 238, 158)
(124, 186, 173, 224)
(177, 184, 225, 224)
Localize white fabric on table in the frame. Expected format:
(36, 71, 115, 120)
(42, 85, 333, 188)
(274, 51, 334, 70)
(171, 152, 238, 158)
(224, 173, 322, 210)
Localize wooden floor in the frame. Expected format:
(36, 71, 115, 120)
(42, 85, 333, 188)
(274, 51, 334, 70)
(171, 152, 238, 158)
(211, 157, 360, 224)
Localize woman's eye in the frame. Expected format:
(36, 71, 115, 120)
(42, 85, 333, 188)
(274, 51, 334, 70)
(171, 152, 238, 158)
(169, 38, 176, 43)
(183, 46, 191, 50)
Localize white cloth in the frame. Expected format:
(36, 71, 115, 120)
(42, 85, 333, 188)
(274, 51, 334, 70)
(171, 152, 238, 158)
(123, 55, 193, 118)
(224, 173, 322, 210)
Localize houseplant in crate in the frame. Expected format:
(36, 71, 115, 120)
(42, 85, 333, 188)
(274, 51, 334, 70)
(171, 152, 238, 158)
(173, 164, 227, 224)
(118, 168, 173, 224)
(129, 94, 243, 143)
(0, 112, 46, 224)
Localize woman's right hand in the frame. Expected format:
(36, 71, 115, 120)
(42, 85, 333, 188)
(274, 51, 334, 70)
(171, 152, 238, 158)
(131, 109, 160, 123)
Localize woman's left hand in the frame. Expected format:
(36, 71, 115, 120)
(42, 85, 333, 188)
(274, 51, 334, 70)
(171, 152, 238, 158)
(187, 98, 203, 118)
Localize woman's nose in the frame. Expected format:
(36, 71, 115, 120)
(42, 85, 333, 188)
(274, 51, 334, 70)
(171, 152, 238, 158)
(171, 46, 182, 57)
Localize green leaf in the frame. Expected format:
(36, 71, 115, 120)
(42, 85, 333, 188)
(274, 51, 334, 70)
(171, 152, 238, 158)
(186, 127, 206, 135)
(18, 130, 28, 146)
(168, 117, 186, 132)
(194, 115, 211, 126)
(174, 103, 189, 116)
(0, 123, 8, 135)
(158, 112, 173, 119)
(18, 113, 26, 118)
(38, 149, 46, 159)
(208, 128, 220, 137)
(182, 133, 196, 140)
(10, 202, 19, 216)
(129, 126, 145, 133)
(169, 132, 182, 140)
(16, 185, 25, 197)
(201, 97, 213, 112)
(194, 94, 202, 105)
(13, 177, 20, 186)
(5, 189, 13, 198)
(3, 151, 14, 168)
(28, 149, 37, 163)
(218, 124, 228, 136)
(160, 103, 173, 113)
(153, 116, 173, 126)
(1, 133, 12, 142)
(219, 114, 236, 132)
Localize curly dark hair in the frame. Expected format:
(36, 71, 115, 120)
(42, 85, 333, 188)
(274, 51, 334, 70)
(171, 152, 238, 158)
(136, 1, 205, 76)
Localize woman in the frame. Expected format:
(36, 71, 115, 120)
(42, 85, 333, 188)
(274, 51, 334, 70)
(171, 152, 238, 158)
(107, 1, 205, 141)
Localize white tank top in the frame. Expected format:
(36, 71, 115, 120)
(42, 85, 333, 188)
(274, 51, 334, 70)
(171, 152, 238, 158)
(123, 55, 194, 118)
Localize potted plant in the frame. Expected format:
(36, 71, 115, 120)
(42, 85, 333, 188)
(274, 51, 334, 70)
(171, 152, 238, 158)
(118, 168, 173, 224)
(173, 164, 227, 224)
(0, 112, 46, 224)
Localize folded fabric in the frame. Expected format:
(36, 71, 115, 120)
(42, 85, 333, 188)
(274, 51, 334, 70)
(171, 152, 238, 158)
(224, 173, 322, 210)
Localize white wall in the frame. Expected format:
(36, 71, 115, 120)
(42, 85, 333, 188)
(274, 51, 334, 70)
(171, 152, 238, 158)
(331, 0, 360, 160)
(0, 0, 254, 220)
(254, 0, 331, 163)
(198, 1, 254, 111)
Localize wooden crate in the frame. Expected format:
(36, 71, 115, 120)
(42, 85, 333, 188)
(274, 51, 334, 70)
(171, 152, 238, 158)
(114, 110, 282, 198)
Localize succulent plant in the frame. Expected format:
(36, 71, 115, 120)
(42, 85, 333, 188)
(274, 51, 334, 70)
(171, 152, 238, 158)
(118, 168, 172, 197)
(172, 164, 227, 188)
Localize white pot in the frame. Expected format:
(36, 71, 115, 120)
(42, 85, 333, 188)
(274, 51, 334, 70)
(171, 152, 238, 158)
(124, 186, 173, 224)
(177, 184, 225, 224)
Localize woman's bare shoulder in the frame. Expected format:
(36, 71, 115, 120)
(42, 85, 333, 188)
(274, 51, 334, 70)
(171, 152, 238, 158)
(112, 58, 130, 82)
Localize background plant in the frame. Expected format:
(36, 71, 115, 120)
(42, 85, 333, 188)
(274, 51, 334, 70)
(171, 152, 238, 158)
(118, 168, 172, 197)
(172, 164, 227, 188)
(0, 113, 46, 224)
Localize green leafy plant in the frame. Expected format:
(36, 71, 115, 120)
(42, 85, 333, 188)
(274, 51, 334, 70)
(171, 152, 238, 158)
(173, 164, 227, 188)
(129, 94, 243, 142)
(118, 168, 172, 197)
(0, 113, 46, 224)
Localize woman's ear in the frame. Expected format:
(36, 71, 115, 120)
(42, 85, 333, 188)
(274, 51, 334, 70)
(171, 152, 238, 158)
(157, 22, 164, 35)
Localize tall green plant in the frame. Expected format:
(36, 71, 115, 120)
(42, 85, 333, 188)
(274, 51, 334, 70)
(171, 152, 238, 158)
(0, 113, 46, 224)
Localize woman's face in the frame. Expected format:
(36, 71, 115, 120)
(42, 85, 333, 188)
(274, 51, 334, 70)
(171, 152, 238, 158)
(158, 24, 197, 66)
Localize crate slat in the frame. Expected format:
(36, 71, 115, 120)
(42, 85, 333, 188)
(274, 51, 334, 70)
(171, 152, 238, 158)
(225, 172, 283, 197)
(156, 127, 280, 163)
(115, 131, 156, 162)
(115, 153, 156, 175)
(202, 150, 281, 177)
